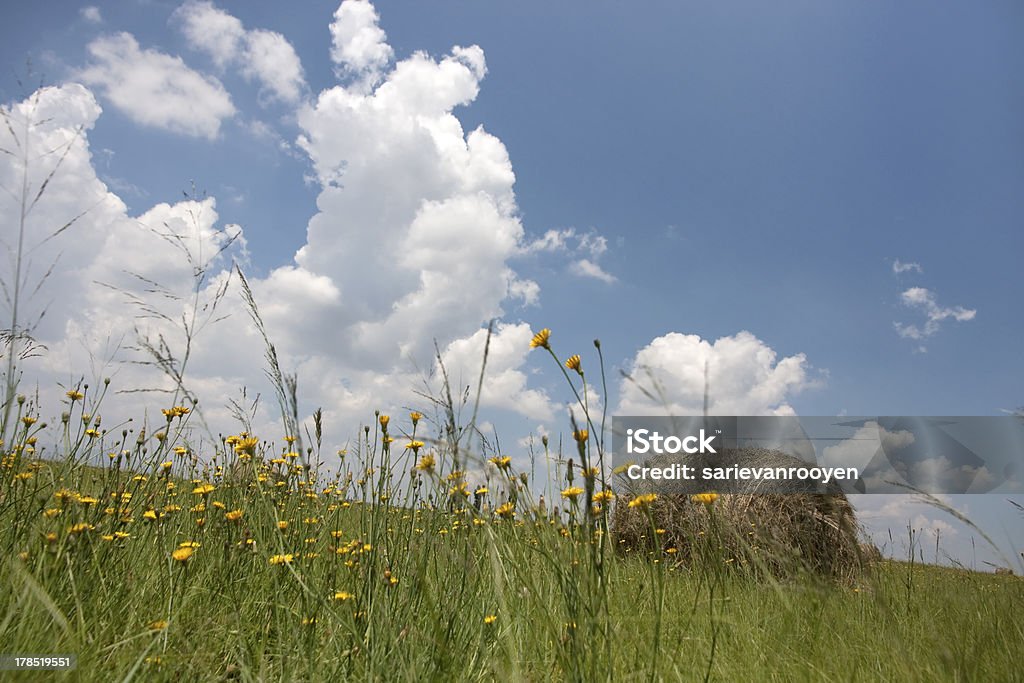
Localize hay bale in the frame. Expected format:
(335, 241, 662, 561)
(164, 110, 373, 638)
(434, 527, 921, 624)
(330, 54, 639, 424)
(612, 447, 866, 581)
(859, 542, 883, 564)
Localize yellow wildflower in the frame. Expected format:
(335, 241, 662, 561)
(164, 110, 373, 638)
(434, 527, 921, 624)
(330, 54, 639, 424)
(691, 492, 719, 506)
(415, 454, 436, 472)
(561, 486, 584, 500)
(628, 493, 658, 510)
(171, 546, 194, 563)
(269, 554, 294, 566)
(484, 614, 497, 625)
(488, 455, 512, 471)
(495, 502, 515, 519)
(66, 389, 84, 402)
(234, 437, 259, 457)
(565, 354, 582, 374)
(529, 328, 551, 349)
(224, 509, 243, 522)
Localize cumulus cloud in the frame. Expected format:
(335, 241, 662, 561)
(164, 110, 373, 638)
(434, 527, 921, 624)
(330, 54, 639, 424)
(175, 0, 307, 103)
(0, 84, 250, 430)
(2, 1, 580, 461)
(75, 33, 235, 139)
(329, 0, 394, 89)
(617, 331, 814, 416)
(894, 286, 976, 341)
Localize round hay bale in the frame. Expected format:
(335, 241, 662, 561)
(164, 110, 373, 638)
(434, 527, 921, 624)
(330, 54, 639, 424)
(612, 447, 867, 581)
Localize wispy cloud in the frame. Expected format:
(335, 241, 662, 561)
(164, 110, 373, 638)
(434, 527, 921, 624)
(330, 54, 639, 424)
(892, 259, 923, 275)
(894, 286, 976, 341)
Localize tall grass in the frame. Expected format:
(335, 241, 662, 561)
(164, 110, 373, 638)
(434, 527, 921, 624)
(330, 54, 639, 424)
(1, 338, 1022, 681)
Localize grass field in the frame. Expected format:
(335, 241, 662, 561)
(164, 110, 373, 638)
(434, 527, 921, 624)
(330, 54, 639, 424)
(2, 391, 1022, 682)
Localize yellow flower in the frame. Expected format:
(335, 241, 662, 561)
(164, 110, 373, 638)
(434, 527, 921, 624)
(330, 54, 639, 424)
(561, 486, 584, 500)
(593, 490, 615, 504)
(234, 437, 259, 456)
(529, 328, 551, 349)
(691, 492, 719, 506)
(162, 406, 190, 419)
(66, 389, 84, 402)
(171, 547, 194, 563)
(85, 429, 101, 438)
(475, 486, 488, 496)
(160, 461, 173, 471)
(415, 454, 436, 472)
(409, 411, 422, 425)
(488, 455, 512, 471)
(378, 414, 390, 430)
(333, 591, 354, 601)
(284, 435, 297, 444)
(68, 523, 95, 534)
(406, 440, 424, 453)
(224, 509, 243, 522)
(573, 429, 588, 443)
(628, 493, 658, 510)
(484, 614, 497, 625)
(495, 502, 515, 519)
(269, 554, 294, 566)
(143, 509, 158, 521)
(148, 620, 168, 631)
(565, 354, 582, 374)
(277, 520, 289, 530)
(21, 416, 38, 427)
(192, 483, 215, 495)
(582, 466, 599, 479)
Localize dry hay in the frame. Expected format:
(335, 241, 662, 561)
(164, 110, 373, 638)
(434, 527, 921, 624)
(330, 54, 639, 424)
(612, 448, 868, 582)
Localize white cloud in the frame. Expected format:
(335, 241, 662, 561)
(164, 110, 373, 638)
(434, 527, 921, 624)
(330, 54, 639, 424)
(1, 1, 579, 462)
(617, 331, 814, 416)
(570, 259, 617, 284)
(821, 421, 915, 476)
(80, 6, 102, 24)
(438, 324, 556, 422)
(330, 0, 394, 89)
(892, 259, 923, 275)
(175, 1, 307, 104)
(894, 286, 976, 340)
(521, 227, 616, 283)
(75, 33, 235, 139)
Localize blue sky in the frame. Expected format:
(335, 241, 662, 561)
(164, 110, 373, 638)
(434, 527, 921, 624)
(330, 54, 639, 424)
(1, 1, 1021, 568)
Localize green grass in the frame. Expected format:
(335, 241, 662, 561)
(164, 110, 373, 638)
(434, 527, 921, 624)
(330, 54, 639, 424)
(1, 416, 1022, 682)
